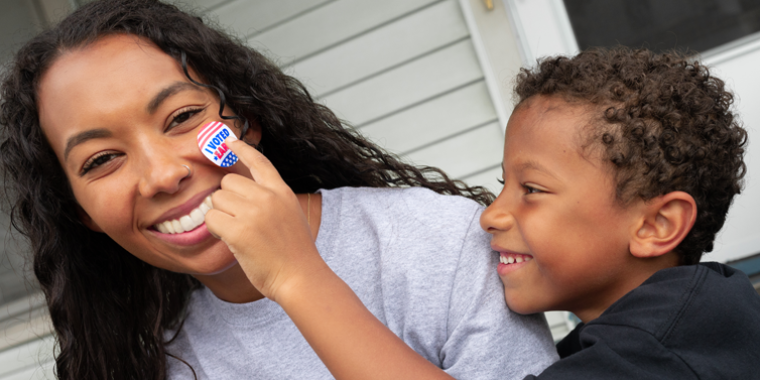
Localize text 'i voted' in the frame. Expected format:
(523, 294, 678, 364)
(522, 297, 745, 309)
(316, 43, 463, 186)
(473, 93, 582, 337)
(197, 121, 239, 167)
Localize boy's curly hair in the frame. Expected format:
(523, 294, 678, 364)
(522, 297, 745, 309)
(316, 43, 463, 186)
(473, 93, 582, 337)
(514, 47, 747, 265)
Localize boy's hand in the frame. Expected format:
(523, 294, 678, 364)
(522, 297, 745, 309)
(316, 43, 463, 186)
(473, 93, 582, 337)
(204, 138, 327, 302)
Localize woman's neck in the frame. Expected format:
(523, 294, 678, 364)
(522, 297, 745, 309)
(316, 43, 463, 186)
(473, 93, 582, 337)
(192, 192, 322, 304)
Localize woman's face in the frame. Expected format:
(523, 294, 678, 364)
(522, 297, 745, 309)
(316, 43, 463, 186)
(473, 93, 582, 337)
(37, 34, 259, 276)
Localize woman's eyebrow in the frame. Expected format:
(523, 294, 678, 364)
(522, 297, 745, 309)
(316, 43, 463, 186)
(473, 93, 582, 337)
(64, 128, 112, 161)
(146, 81, 203, 114)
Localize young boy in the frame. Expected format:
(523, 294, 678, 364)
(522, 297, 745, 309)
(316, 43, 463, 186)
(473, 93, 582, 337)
(214, 47, 760, 379)
(478, 47, 760, 378)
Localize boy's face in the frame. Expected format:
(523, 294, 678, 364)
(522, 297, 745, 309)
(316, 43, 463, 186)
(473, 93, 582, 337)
(480, 95, 644, 322)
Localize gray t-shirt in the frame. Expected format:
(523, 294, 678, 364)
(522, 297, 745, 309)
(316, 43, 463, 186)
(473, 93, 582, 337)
(166, 187, 558, 379)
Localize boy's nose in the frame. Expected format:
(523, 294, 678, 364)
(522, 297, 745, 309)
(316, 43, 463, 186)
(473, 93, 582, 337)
(479, 194, 515, 234)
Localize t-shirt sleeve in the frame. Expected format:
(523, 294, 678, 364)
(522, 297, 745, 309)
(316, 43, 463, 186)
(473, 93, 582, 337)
(440, 207, 559, 380)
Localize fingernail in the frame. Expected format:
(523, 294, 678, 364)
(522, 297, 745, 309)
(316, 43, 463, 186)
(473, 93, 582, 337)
(197, 121, 239, 167)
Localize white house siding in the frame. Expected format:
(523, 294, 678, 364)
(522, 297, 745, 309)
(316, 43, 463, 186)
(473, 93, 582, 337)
(0, 295, 54, 380)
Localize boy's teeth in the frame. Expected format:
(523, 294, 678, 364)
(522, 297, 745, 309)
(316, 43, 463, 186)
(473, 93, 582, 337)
(499, 253, 532, 265)
(155, 195, 214, 234)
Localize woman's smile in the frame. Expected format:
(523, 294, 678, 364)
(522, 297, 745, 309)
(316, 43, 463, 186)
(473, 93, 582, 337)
(148, 186, 217, 245)
(36, 34, 260, 276)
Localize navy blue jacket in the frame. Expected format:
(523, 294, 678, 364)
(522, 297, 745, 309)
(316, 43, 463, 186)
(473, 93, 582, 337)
(527, 263, 760, 379)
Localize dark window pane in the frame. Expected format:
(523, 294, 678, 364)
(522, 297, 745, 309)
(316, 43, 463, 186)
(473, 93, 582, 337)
(564, 0, 760, 53)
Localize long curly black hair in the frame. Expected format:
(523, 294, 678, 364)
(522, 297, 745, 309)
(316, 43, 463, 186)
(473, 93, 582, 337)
(514, 47, 747, 265)
(0, 0, 493, 379)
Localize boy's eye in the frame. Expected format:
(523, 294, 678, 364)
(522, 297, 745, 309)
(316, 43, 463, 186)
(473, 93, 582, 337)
(522, 184, 543, 194)
(166, 107, 205, 131)
(81, 152, 123, 176)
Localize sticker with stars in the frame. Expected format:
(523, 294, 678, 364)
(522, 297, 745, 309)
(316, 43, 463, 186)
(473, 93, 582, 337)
(197, 121, 239, 168)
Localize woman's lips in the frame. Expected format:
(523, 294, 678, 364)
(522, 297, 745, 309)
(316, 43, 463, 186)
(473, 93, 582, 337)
(146, 187, 217, 246)
(150, 221, 213, 246)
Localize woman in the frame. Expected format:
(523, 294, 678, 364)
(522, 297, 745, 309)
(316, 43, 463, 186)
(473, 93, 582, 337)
(0, 0, 557, 379)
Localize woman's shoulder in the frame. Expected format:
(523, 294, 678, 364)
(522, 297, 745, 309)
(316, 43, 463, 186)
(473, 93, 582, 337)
(317, 186, 486, 249)
(320, 186, 483, 217)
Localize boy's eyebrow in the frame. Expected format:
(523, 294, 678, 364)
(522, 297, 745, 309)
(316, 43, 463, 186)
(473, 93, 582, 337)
(146, 81, 204, 114)
(515, 160, 558, 178)
(64, 129, 112, 161)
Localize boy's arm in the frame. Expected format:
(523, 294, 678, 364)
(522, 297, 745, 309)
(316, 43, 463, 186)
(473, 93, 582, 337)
(277, 264, 455, 380)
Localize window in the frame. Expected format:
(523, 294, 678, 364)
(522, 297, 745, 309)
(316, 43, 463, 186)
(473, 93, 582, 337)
(564, 0, 760, 53)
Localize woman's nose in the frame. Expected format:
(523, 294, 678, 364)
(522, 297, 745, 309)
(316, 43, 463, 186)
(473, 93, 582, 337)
(137, 153, 190, 198)
(480, 193, 515, 234)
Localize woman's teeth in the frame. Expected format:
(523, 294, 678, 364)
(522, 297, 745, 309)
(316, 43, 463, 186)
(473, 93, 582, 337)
(155, 195, 213, 234)
(499, 254, 533, 265)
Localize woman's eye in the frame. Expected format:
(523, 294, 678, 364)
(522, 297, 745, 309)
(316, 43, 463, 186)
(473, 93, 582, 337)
(81, 152, 122, 175)
(167, 107, 204, 131)
(497, 178, 505, 185)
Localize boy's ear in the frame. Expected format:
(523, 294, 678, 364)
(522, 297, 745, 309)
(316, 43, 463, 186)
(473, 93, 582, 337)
(629, 191, 696, 259)
(77, 205, 104, 233)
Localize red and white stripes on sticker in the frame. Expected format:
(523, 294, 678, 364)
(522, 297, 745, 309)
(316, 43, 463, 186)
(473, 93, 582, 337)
(197, 121, 225, 149)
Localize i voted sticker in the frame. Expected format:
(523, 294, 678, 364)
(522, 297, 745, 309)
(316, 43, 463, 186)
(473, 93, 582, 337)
(197, 121, 239, 167)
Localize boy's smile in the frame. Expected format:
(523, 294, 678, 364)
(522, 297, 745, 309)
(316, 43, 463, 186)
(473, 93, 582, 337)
(480, 95, 650, 322)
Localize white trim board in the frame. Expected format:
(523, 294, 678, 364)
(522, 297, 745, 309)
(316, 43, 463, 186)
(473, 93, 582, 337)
(501, 0, 578, 66)
(457, 0, 510, 130)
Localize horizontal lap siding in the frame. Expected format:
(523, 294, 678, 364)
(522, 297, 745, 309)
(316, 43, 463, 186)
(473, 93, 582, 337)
(212, 0, 333, 38)
(405, 121, 503, 182)
(0, 335, 54, 380)
(287, 1, 470, 97)
(0, 294, 54, 380)
(3, 361, 54, 380)
(247, 0, 440, 64)
(359, 81, 495, 154)
(320, 39, 483, 125)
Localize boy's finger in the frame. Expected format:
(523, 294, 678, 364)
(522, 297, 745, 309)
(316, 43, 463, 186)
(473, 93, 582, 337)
(225, 138, 281, 185)
(210, 187, 250, 217)
(204, 208, 236, 240)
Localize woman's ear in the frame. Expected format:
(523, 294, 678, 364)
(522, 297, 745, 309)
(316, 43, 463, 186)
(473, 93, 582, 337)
(629, 191, 696, 259)
(77, 205, 104, 232)
(242, 119, 262, 146)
